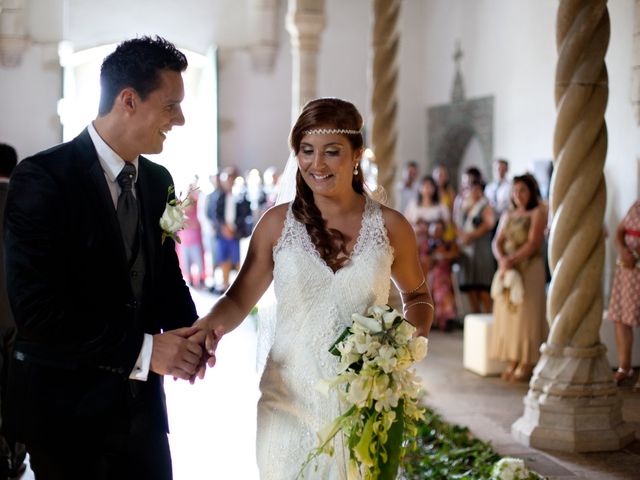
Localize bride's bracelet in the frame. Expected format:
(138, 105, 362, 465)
(400, 278, 426, 296)
(403, 301, 434, 315)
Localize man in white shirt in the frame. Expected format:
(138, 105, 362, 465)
(485, 158, 512, 220)
(395, 161, 420, 214)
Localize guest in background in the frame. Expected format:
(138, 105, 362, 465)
(490, 174, 547, 382)
(485, 158, 512, 222)
(404, 175, 450, 279)
(455, 173, 496, 313)
(608, 199, 640, 389)
(262, 165, 280, 210)
(210, 167, 253, 294)
(200, 173, 220, 287)
(395, 160, 419, 214)
(433, 164, 457, 242)
(404, 175, 450, 226)
(246, 168, 267, 214)
(177, 176, 205, 288)
(452, 166, 483, 228)
(0, 143, 26, 480)
(426, 219, 458, 331)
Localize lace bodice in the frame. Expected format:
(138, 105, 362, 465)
(256, 195, 394, 479)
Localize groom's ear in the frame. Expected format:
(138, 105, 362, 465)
(117, 88, 137, 114)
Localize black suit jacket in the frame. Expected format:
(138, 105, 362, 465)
(3, 129, 197, 443)
(0, 181, 12, 331)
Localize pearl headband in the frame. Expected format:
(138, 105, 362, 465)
(302, 128, 361, 135)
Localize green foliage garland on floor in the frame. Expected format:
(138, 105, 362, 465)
(401, 407, 502, 479)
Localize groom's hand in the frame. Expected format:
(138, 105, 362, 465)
(150, 326, 204, 380)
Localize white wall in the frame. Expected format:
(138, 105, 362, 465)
(0, 43, 61, 159)
(216, 0, 291, 173)
(64, 0, 251, 53)
(1, 0, 638, 262)
(420, 0, 558, 177)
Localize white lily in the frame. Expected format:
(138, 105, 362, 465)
(351, 313, 382, 333)
(382, 310, 400, 329)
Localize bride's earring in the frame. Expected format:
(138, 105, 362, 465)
(353, 163, 359, 175)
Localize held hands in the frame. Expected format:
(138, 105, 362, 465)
(149, 324, 223, 383)
(150, 326, 204, 380)
(498, 255, 514, 275)
(222, 224, 236, 239)
(189, 317, 225, 383)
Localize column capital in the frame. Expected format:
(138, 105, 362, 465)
(285, 11, 326, 50)
(0, 0, 28, 67)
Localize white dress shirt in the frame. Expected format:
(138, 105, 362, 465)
(485, 178, 512, 218)
(224, 192, 236, 226)
(88, 122, 153, 382)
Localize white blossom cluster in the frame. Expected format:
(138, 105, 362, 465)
(491, 457, 546, 480)
(333, 305, 428, 417)
(308, 304, 429, 479)
(159, 185, 197, 244)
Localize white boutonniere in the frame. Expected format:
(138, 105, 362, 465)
(159, 185, 198, 245)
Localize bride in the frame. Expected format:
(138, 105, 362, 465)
(196, 97, 433, 479)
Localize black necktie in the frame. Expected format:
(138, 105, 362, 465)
(117, 163, 139, 262)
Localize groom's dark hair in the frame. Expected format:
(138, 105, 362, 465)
(98, 35, 188, 115)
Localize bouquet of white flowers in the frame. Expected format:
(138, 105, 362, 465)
(298, 304, 428, 480)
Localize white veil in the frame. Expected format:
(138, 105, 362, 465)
(255, 152, 298, 374)
(274, 152, 298, 206)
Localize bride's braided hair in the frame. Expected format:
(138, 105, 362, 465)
(289, 98, 365, 272)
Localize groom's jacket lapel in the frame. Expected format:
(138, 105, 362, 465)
(74, 130, 138, 297)
(75, 129, 158, 287)
(135, 158, 157, 287)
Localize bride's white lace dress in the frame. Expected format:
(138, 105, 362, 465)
(256, 196, 394, 479)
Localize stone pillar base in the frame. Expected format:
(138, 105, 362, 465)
(512, 344, 635, 452)
(512, 392, 635, 452)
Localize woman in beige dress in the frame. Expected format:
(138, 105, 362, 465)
(490, 174, 548, 382)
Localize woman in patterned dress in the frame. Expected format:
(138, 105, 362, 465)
(426, 219, 458, 330)
(608, 200, 640, 389)
(455, 175, 496, 313)
(404, 175, 451, 283)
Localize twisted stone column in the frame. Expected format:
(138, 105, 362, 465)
(286, 0, 325, 121)
(512, 0, 634, 452)
(370, 0, 400, 207)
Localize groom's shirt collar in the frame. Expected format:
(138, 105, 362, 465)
(88, 122, 139, 206)
(88, 121, 139, 184)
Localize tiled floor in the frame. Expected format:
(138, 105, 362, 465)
(417, 328, 640, 480)
(14, 289, 640, 479)
(165, 288, 261, 480)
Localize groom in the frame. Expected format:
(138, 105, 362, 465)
(4, 36, 208, 480)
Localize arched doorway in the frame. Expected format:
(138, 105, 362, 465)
(57, 42, 218, 193)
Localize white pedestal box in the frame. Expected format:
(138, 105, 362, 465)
(463, 313, 506, 376)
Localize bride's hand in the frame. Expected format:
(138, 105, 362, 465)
(187, 318, 225, 383)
